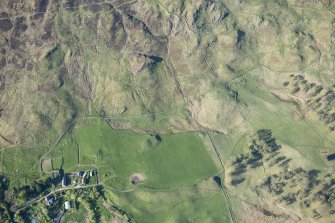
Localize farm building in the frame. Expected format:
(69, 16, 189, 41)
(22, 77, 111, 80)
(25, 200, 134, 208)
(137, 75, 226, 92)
(45, 195, 53, 206)
(81, 177, 87, 185)
(64, 201, 71, 210)
(62, 176, 67, 187)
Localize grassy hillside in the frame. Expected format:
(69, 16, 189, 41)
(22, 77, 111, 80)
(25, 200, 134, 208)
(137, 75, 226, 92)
(0, 0, 334, 222)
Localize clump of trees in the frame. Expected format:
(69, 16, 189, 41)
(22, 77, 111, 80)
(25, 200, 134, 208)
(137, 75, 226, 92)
(231, 177, 245, 185)
(229, 129, 281, 185)
(0, 175, 13, 222)
(281, 192, 297, 205)
(254, 129, 281, 153)
(0, 174, 134, 222)
(70, 186, 105, 222)
(0, 203, 12, 223)
(283, 74, 335, 131)
(8, 177, 53, 207)
(37, 202, 53, 222)
(228, 127, 335, 219)
(213, 176, 222, 188)
(312, 209, 321, 219)
(0, 174, 63, 222)
(78, 197, 97, 222)
(14, 211, 26, 223)
(258, 164, 335, 219)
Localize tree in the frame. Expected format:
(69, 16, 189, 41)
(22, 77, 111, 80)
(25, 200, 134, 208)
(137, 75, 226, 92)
(14, 211, 25, 223)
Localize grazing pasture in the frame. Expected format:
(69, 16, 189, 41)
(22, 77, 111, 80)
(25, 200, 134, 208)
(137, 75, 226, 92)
(75, 119, 219, 189)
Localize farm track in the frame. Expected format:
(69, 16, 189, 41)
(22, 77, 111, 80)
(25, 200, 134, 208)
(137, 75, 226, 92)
(12, 171, 224, 214)
(11, 183, 101, 213)
(207, 132, 236, 223)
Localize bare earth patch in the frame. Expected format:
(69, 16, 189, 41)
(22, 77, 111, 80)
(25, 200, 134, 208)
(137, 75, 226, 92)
(129, 173, 145, 185)
(41, 158, 52, 172)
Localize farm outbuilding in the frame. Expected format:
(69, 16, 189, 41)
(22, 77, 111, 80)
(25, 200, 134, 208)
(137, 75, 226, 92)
(62, 176, 67, 187)
(64, 201, 71, 210)
(81, 177, 87, 185)
(45, 196, 53, 206)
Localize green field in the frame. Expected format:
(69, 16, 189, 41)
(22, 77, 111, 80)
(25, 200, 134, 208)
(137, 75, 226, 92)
(53, 119, 230, 222)
(75, 119, 218, 189)
(47, 131, 79, 172)
(108, 189, 230, 223)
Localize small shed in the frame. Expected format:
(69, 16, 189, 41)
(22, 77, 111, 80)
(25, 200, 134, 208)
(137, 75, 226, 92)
(64, 201, 71, 210)
(45, 196, 53, 206)
(62, 176, 67, 187)
(81, 177, 87, 185)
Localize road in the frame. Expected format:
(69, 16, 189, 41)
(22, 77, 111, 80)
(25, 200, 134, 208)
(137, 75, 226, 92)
(11, 184, 101, 213)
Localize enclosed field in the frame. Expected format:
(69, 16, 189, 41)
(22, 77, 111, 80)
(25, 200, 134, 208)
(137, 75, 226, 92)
(75, 119, 219, 189)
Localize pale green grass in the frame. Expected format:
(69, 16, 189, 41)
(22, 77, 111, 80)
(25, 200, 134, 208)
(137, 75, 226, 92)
(48, 131, 79, 171)
(1, 147, 48, 187)
(209, 132, 249, 164)
(51, 156, 63, 170)
(208, 75, 330, 172)
(109, 189, 230, 223)
(235, 76, 328, 168)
